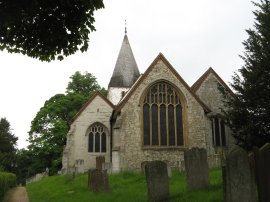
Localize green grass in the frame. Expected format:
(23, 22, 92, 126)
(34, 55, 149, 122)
(27, 169, 223, 202)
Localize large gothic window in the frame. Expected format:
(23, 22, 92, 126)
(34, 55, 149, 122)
(88, 123, 107, 153)
(142, 82, 184, 147)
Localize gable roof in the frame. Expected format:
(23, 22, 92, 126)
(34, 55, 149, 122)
(69, 91, 114, 124)
(191, 67, 234, 95)
(115, 53, 211, 113)
(108, 34, 140, 88)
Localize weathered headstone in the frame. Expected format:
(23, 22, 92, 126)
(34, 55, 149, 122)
(141, 161, 149, 175)
(184, 147, 210, 191)
(88, 169, 109, 192)
(96, 156, 105, 170)
(75, 159, 84, 173)
(164, 160, 172, 178)
(102, 162, 112, 174)
(178, 160, 185, 172)
(223, 145, 256, 202)
(145, 161, 169, 202)
(253, 143, 270, 202)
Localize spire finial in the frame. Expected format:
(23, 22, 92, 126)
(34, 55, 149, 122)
(125, 19, 127, 35)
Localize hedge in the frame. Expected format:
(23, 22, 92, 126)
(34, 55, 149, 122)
(0, 172, 16, 199)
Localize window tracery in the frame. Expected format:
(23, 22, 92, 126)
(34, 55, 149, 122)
(88, 123, 107, 153)
(142, 82, 184, 147)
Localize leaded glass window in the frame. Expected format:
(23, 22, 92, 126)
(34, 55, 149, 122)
(88, 123, 107, 153)
(212, 118, 226, 147)
(142, 82, 184, 146)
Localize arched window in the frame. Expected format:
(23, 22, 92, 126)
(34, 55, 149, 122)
(88, 123, 107, 153)
(142, 82, 184, 147)
(212, 117, 226, 147)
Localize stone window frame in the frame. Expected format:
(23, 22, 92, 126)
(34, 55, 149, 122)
(87, 122, 108, 153)
(140, 80, 187, 149)
(211, 117, 226, 147)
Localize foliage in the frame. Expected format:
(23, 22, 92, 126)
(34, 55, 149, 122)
(0, 118, 17, 172)
(28, 93, 88, 175)
(15, 149, 35, 185)
(0, 0, 104, 61)
(0, 171, 16, 200)
(66, 71, 101, 97)
(222, 0, 270, 150)
(27, 71, 107, 176)
(27, 169, 223, 202)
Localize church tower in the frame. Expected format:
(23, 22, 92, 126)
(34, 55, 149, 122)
(107, 29, 140, 105)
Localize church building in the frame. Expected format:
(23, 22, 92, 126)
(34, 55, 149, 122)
(62, 31, 233, 173)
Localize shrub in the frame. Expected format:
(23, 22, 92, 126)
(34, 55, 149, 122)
(0, 172, 16, 199)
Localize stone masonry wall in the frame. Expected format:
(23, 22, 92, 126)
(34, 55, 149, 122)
(65, 95, 113, 172)
(195, 73, 235, 154)
(116, 59, 209, 170)
(195, 73, 225, 113)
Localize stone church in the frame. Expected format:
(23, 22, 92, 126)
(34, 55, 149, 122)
(62, 32, 233, 173)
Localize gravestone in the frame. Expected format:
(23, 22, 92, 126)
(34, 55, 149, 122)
(164, 160, 172, 178)
(253, 143, 270, 202)
(102, 162, 112, 174)
(178, 160, 185, 172)
(141, 161, 149, 175)
(145, 161, 169, 202)
(96, 156, 105, 170)
(223, 145, 256, 202)
(75, 159, 84, 173)
(184, 147, 210, 191)
(88, 169, 109, 192)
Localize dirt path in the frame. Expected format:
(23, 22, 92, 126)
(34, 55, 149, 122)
(3, 186, 29, 202)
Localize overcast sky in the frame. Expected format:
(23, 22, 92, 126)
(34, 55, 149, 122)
(0, 0, 258, 149)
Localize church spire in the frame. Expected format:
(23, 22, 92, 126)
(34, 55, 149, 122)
(125, 19, 127, 35)
(108, 28, 140, 88)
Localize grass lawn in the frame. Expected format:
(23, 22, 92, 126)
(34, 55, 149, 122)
(27, 169, 223, 202)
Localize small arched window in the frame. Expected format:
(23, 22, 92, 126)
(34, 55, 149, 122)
(212, 117, 226, 147)
(142, 82, 184, 147)
(88, 123, 107, 153)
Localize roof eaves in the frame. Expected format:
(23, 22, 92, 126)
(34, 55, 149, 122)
(115, 53, 211, 113)
(69, 91, 115, 124)
(191, 67, 234, 96)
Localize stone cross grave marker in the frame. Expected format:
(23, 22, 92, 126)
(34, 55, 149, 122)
(184, 147, 210, 191)
(145, 161, 169, 202)
(88, 169, 109, 192)
(223, 145, 256, 202)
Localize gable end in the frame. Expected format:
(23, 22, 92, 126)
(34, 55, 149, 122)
(69, 92, 115, 124)
(115, 53, 211, 113)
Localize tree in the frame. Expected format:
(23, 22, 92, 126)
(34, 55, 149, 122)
(28, 71, 106, 174)
(0, 0, 104, 61)
(66, 71, 101, 97)
(223, 0, 270, 150)
(15, 149, 34, 185)
(0, 117, 17, 172)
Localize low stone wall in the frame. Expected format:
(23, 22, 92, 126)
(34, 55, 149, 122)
(26, 172, 48, 184)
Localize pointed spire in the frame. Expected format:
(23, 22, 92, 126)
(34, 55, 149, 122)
(125, 19, 127, 35)
(108, 31, 140, 88)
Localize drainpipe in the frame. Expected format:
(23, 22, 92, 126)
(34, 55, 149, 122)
(109, 110, 115, 163)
